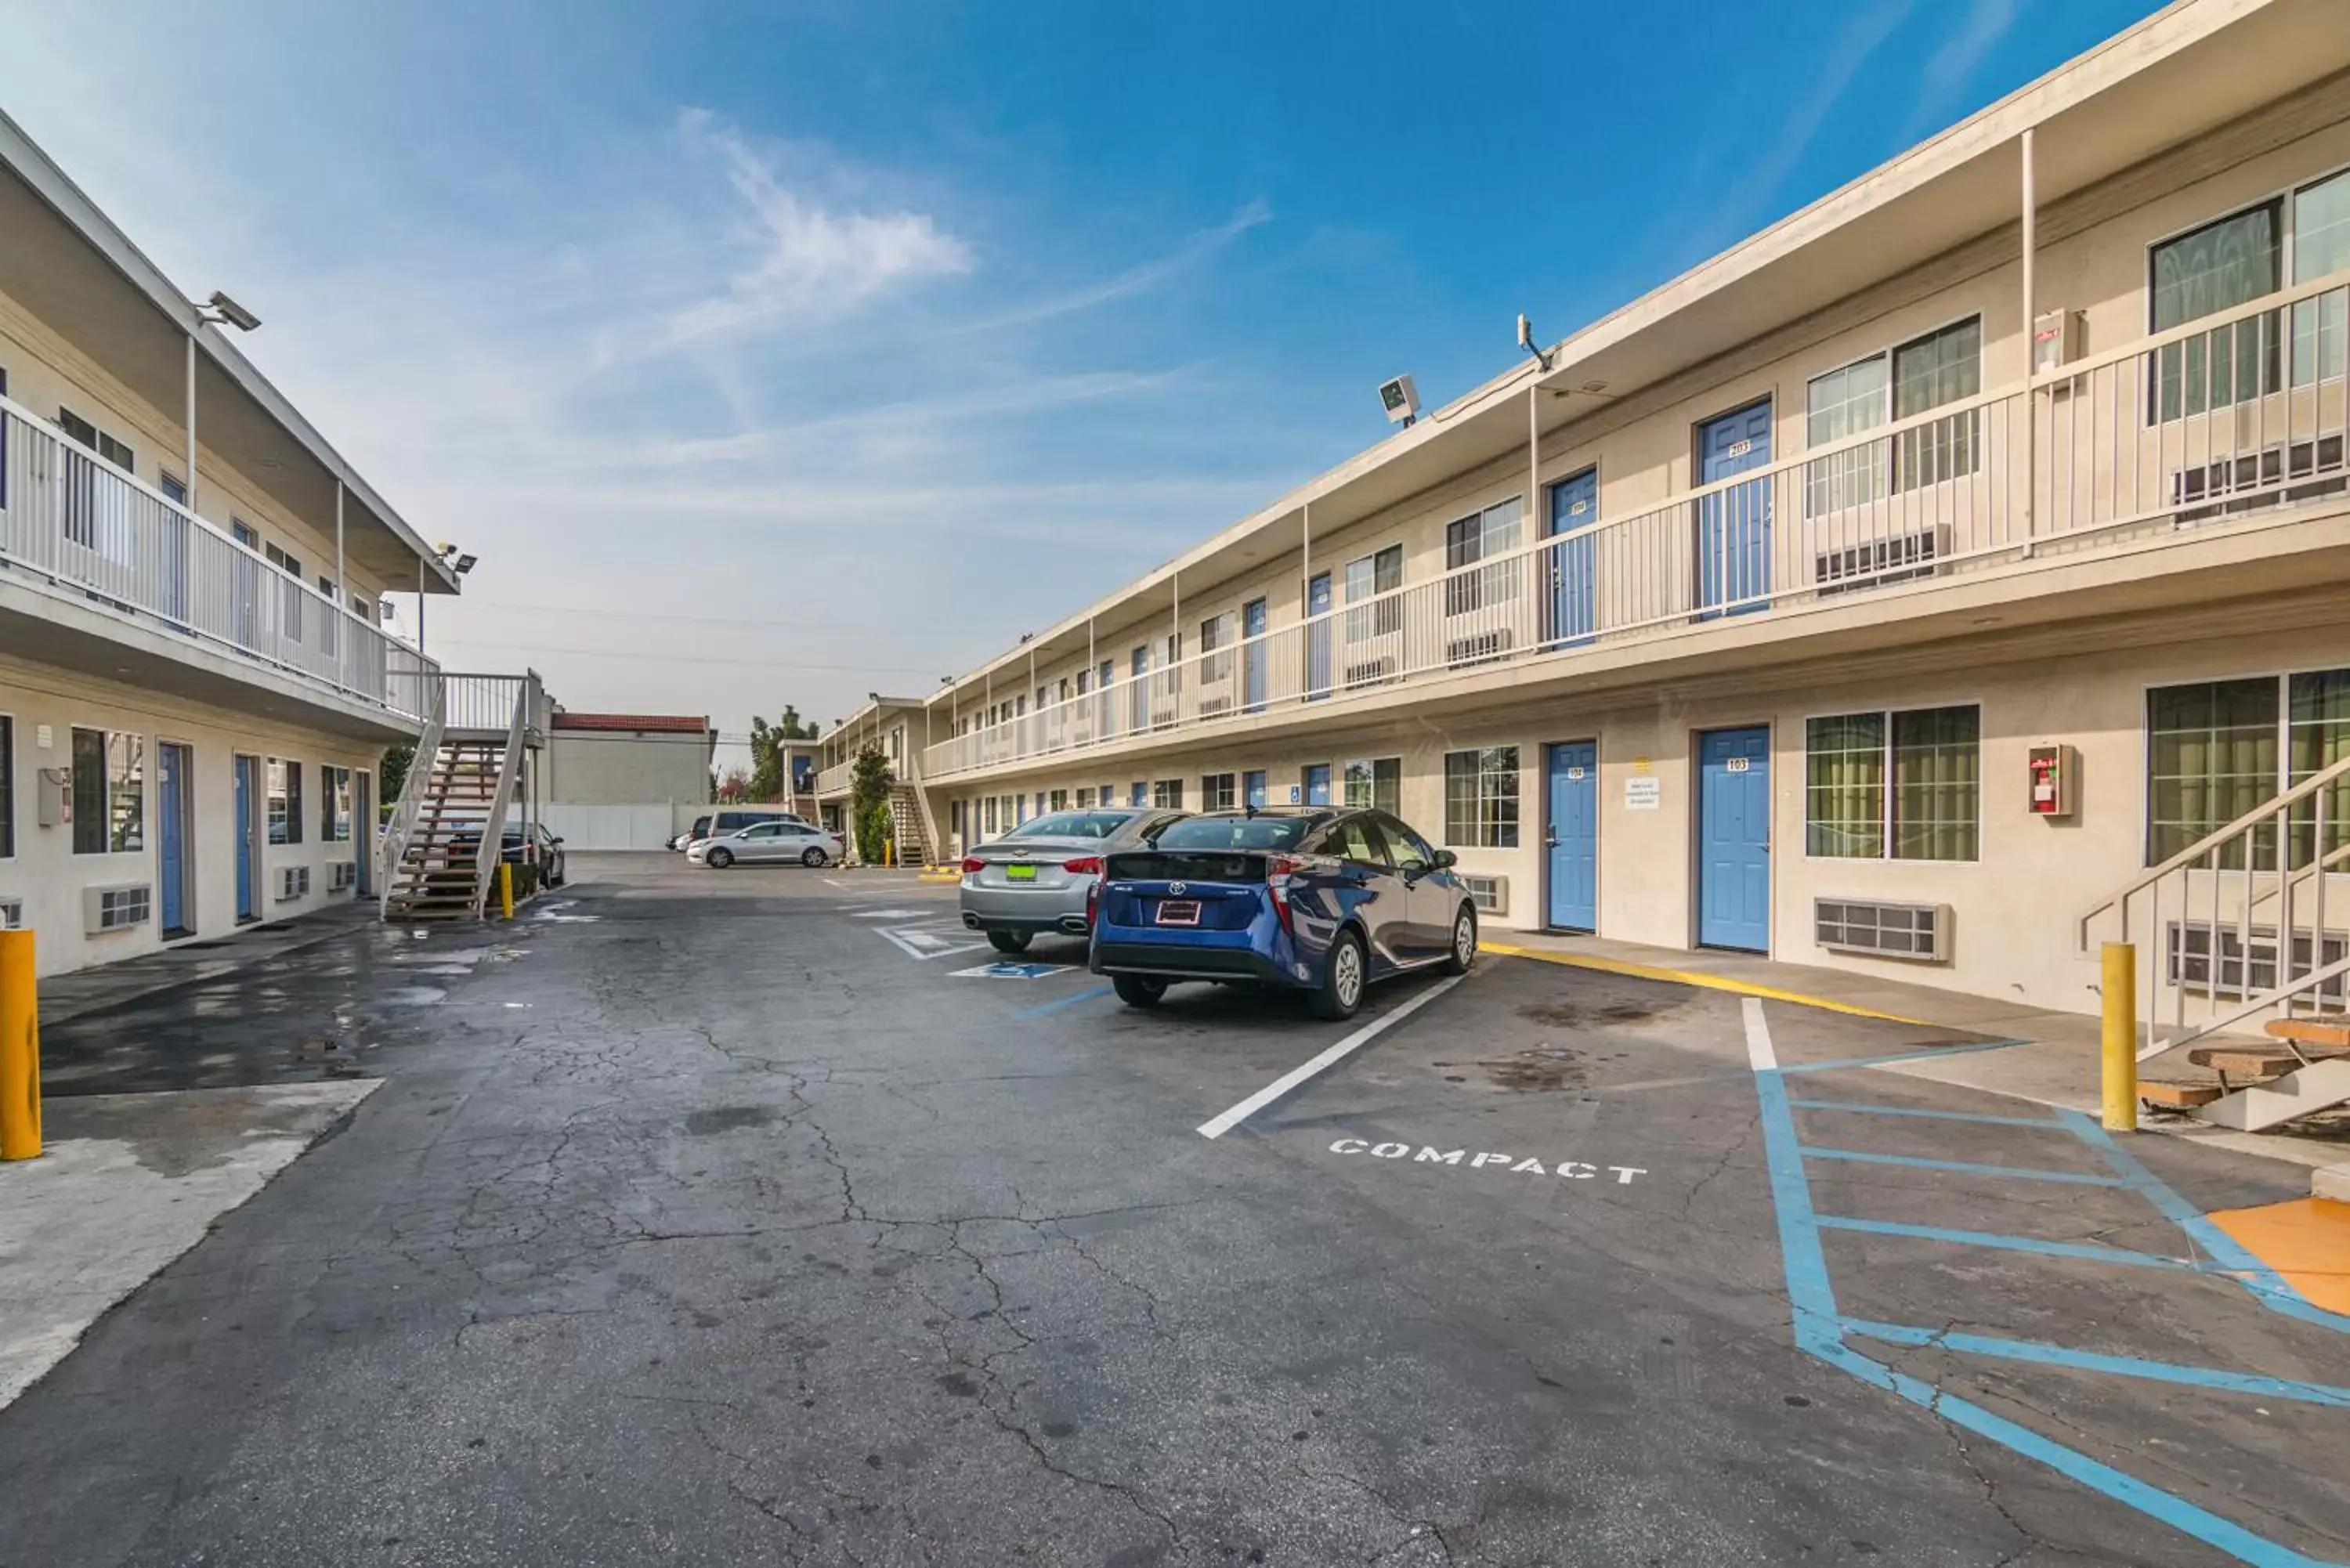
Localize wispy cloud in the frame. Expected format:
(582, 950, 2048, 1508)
(654, 109, 973, 350)
(961, 198, 1274, 333)
(1908, 0, 2025, 136)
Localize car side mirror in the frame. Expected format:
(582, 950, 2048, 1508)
(1431, 849, 1458, 870)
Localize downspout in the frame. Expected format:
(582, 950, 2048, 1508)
(183, 333, 198, 508)
(2020, 126, 2037, 556)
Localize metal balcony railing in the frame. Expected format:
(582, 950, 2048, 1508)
(0, 391, 440, 722)
(925, 267, 2350, 782)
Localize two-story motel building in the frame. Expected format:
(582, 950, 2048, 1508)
(911, 0, 2350, 1019)
(0, 110, 455, 974)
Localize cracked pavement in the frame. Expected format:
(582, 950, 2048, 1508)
(1, 853, 2341, 1566)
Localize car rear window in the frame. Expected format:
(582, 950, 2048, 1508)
(1006, 811, 1133, 840)
(1152, 815, 1311, 851)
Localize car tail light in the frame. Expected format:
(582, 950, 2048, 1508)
(1062, 857, 1103, 875)
(1266, 853, 1301, 938)
(960, 857, 985, 874)
(1086, 879, 1101, 927)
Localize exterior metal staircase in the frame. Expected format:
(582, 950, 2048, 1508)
(2079, 750, 2350, 1132)
(887, 783, 931, 867)
(380, 673, 538, 923)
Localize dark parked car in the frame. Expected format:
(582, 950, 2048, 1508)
(449, 822, 566, 887)
(1090, 807, 1476, 1019)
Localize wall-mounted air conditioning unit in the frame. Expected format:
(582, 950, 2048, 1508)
(277, 865, 312, 902)
(1815, 527, 1947, 595)
(1463, 874, 1508, 916)
(1445, 630, 1513, 669)
(1815, 898, 1950, 962)
(2164, 920, 2348, 1004)
(329, 861, 356, 892)
(82, 883, 151, 934)
(0, 897, 21, 930)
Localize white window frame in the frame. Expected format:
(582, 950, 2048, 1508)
(1801, 703, 1982, 864)
(1802, 312, 1982, 517)
(1442, 746, 1520, 848)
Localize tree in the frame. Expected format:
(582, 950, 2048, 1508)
(850, 742, 894, 865)
(749, 706, 822, 800)
(379, 742, 414, 815)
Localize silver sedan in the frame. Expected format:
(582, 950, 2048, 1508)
(960, 808, 1184, 953)
(689, 820, 844, 869)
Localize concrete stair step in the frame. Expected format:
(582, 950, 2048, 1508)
(2188, 1048, 2311, 1078)
(2267, 1018, 2350, 1050)
(2140, 1080, 2225, 1109)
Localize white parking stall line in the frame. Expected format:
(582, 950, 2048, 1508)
(1195, 975, 1468, 1140)
(1742, 997, 1777, 1072)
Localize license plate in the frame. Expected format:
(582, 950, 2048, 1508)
(1005, 863, 1037, 881)
(1155, 899, 1201, 927)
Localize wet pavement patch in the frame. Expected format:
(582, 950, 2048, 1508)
(1462, 1043, 1587, 1092)
(682, 1105, 779, 1135)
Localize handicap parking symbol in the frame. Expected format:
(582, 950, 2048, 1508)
(949, 960, 1068, 979)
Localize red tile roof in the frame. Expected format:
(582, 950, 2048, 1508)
(551, 712, 710, 734)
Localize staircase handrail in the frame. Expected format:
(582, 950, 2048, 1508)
(898, 746, 942, 868)
(379, 677, 447, 918)
(2076, 749, 2350, 950)
(468, 683, 530, 917)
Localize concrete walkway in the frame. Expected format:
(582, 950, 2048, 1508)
(1482, 930, 2350, 1183)
(36, 901, 378, 1024)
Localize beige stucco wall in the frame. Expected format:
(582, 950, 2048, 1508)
(0, 284, 395, 614)
(545, 728, 712, 807)
(0, 662, 385, 976)
(933, 92, 2350, 742)
(929, 613, 2350, 1020)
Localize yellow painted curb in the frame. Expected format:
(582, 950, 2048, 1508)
(1477, 941, 1929, 1025)
(2211, 1198, 2350, 1315)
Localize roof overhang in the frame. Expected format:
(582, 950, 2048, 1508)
(932, 0, 2350, 710)
(0, 110, 461, 595)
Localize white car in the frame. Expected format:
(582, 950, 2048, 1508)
(688, 820, 844, 869)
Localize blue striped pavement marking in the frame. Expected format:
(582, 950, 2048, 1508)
(1801, 1145, 2128, 1186)
(1841, 1319, 2350, 1408)
(2064, 1109, 2350, 1335)
(1747, 999, 2346, 1566)
(1775, 1036, 2035, 1075)
(1787, 1098, 2066, 1129)
(1810, 1214, 2204, 1270)
(1013, 982, 1115, 1019)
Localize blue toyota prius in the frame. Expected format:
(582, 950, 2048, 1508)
(1089, 807, 1477, 1020)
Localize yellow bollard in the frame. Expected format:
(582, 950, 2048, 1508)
(1, 928, 39, 1161)
(2102, 941, 2138, 1133)
(498, 861, 515, 920)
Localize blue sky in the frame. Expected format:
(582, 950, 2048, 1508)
(0, 0, 2162, 757)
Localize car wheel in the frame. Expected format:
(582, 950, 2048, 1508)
(988, 929, 1032, 955)
(1310, 930, 1367, 1021)
(1441, 903, 1478, 975)
(707, 847, 733, 869)
(801, 847, 827, 867)
(1112, 974, 1166, 1008)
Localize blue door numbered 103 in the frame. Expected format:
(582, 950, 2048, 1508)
(1697, 727, 1771, 952)
(1546, 741, 1597, 931)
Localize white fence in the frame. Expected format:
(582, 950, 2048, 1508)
(0, 392, 439, 720)
(925, 267, 2350, 782)
(542, 801, 703, 851)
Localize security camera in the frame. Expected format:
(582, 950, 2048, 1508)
(1378, 374, 1420, 426)
(206, 291, 262, 332)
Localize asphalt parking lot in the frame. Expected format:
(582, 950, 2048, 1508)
(5, 851, 2345, 1566)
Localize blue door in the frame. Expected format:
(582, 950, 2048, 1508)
(1242, 598, 1267, 711)
(1545, 741, 1598, 931)
(1696, 401, 1773, 619)
(233, 754, 261, 921)
(158, 742, 190, 934)
(1546, 469, 1599, 648)
(1244, 770, 1267, 809)
(1697, 727, 1772, 952)
(1305, 573, 1332, 699)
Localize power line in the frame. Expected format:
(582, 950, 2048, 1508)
(439, 599, 917, 635)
